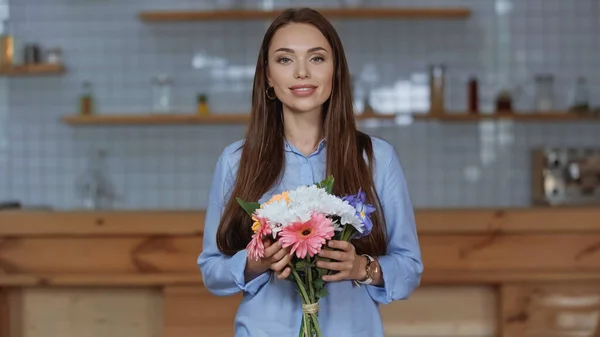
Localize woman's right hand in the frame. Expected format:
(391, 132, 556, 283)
(245, 239, 292, 281)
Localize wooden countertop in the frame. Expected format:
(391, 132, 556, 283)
(1, 206, 599, 236)
(0, 207, 599, 287)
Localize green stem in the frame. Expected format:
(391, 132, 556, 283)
(342, 226, 357, 242)
(288, 262, 310, 303)
(311, 314, 322, 337)
(303, 313, 310, 337)
(307, 258, 315, 302)
(289, 262, 320, 337)
(339, 225, 348, 241)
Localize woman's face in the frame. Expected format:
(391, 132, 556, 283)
(267, 23, 334, 115)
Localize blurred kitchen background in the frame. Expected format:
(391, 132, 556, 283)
(1, 0, 599, 212)
(2, 1, 600, 337)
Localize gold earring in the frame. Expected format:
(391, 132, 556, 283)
(266, 87, 276, 100)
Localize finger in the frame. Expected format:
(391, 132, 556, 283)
(322, 271, 349, 282)
(318, 249, 347, 262)
(270, 246, 290, 262)
(263, 240, 283, 258)
(270, 252, 292, 272)
(316, 260, 352, 272)
(276, 267, 291, 280)
(328, 240, 354, 252)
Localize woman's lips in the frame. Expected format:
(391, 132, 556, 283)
(289, 84, 318, 97)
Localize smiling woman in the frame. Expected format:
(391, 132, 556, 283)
(197, 7, 422, 337)
(267, 23, 334, 120)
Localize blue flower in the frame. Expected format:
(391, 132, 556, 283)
(342, 188, 375, 238)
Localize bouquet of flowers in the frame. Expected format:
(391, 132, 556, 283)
(236, 176, 375, 337)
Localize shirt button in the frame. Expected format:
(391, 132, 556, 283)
(303, 158, 308, 163)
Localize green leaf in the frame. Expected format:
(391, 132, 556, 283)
(316, 266, 328, 278)
(295, 260, 308, 271)
(236, 197, 260, 216)
(313, 278, 324, 289)
(316, 175, 334, 194)
(316, 288, 329, 299)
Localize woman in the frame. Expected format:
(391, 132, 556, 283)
(198, 7, 422, 337)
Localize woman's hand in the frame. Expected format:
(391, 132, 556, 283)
(316, 240, 367, 282)
(245, 239, 292, 282)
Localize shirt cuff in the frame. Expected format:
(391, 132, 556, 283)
(229, 249, 271, 296)
(365, 255, 395, 304)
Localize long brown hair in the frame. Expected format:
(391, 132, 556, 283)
(216, 7, 387, 257)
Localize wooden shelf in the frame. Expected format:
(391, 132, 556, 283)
(61, 113, 397, 126)
(415, 112, 600, 122)
(61, 112, 600, 126)
(0, 63, 66, 76)
(139, 7, 472, 22)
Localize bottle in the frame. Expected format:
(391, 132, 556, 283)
(0, 20, 13, 69)
(570, 77, 590, 113)
(75, 149, 116, 210)
(495, 90, 513, 113)
(79, 81, 94, 115)
(534, 74, 555, 112)
(197, 94, 209, 115)
(468, 77, 479, 114)
(152, 74, 172, 113)
(429, 64, 445, 115)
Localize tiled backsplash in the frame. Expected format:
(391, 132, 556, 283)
(2, 0, 599, 210)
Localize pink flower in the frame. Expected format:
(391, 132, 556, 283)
(246, 216, 272, 261)
(279, 213, 335, 259)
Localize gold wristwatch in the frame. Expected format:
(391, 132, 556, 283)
(356, 254, 378, 285)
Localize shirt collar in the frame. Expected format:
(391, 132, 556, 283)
(284, 138, 327, 156)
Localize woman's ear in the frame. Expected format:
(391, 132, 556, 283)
(266, 68, 273, 87)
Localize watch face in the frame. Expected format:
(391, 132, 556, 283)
(366, 260, 378, 278)
(366, 262, 375, 278)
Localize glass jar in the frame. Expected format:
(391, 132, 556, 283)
(534, 74, 555, 112)
(152, 74, 172, 113)
(429, 64, 446, 114)
(46, 48, 62, 64)
(570, 76, 590, 113)
(79, 81, 94, 115)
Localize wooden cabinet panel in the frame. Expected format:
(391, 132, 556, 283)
(0, 288, 22, 337)
(501, 284, 600, 337)
(422, 234, 600, 271)
(163, 286, 241, 337)
(381, 286, 497, 336)
(0, 236, 202, 274)
(21, 288, 162, 337)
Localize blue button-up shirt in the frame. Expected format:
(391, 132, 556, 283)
(198, 136, 423, 337)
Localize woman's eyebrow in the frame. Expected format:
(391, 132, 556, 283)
(273, 47, 328, 53)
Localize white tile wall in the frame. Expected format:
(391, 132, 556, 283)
(4, 0, 600, 210)
(0, 78, 8, 203)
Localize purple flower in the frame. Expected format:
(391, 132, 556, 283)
(342, 188, 375, 238)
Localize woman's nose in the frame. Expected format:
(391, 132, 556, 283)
(294, 61, 310, 79)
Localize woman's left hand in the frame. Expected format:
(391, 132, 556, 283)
(316, 240, 365, 282)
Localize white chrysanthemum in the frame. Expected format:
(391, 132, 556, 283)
(255, 199, 296, 227)
(288, 185, 365, 234)
(254, 184, 366, 237)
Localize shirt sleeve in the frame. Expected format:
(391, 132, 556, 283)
(197, 148, 271, 296)
(366, 147, 423, 304)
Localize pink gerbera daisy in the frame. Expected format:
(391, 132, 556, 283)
(279, 213, 335, 259)
(246, 215, 272, 261)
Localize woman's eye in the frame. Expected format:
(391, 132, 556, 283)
(311, 56, 324, 62)
(278, 57, 291, 64)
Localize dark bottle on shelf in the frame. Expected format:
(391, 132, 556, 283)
(495, 90, 513, 113)
(468, 77, 478, 114)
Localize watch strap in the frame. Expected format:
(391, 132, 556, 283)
(356, 254, 375, 285)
